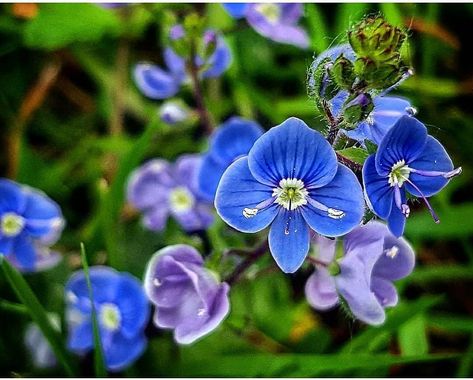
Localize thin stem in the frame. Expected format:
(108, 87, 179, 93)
(323, 100, 342, 145)
(307, 256, 329, 267)
(336, 152, 363, 172)
(188, 41, 214, 136)
(225, 239, 269, 285)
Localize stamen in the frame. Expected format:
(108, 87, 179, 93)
(242, 196, 276, 218)
(393, 186, 410, 218)
(307, 197, 345, 219)
(404, 177, 440, 223)
(410, 167, 462, 179)
(405, 106, 417, 116)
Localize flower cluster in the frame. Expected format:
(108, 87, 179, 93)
(134, 25, 231, 100)
(224, 3, 309, 48)
(0, 179, 64, 272)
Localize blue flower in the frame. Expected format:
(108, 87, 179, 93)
(134, 26, 231, 100)
(224, 3, 309, 48)
(362, 115, 462, 237)
(127, 155, 214, 232)
(65, 267, 150, 372)
(331, 91, 415, 145)
(215, 117, 365, 273)
(144, 244, 230, 344)
(25, 315, 60, 369)
(0, 179, 64, 272)
(198, 116, 264, 202)
(158, 100, 191, 125)
(305, 221, 415, 325)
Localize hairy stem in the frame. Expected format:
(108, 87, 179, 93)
(336, 152, 363, 172)
(225, 239, 269, 285)
(188, 42, 214, 136)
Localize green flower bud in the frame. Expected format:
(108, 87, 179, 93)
(328, 261, 341, 276)
(329, 54, 356, 90)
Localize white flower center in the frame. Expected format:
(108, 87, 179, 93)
(272, 178, 308, 211)
(169, 186, 195, 213)
(100, 303, 121, 331)
(388, 160, 412, 187)
(255, 3, 281, 24)
(1, 212, 25, 237)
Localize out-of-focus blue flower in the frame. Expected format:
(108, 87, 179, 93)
(159, 100, 190, 125)
(224, 3, 309, 48)
(215, 117, 364, 273)
(144, 244, 230, 344)
(24, 315, 60, 369)
(134, 26, 231, 100)
(127, 155, 214, 232)
(198, 116, 264, 202)
(363, 116, 462, 237)
(65, 267, 149, 372)
(305, 221, 415, 325)
(0, 179, 64, 272)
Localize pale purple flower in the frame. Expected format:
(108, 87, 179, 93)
(158, 101, 190, 125)
(144, 244, 230, 344)
(305, 221, 415, 325)
(24, 315, 60, 369)
(224, 3, 309, 48)
(127, 155, 214, 232)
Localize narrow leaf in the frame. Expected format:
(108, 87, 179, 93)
(399, 314, 429, 356)
(1, 259, 76, 376)
(80, 243, 107, 378)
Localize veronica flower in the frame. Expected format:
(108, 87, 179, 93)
(215, 117, 364, 273)
(144, 244, 230, 344)
(0, 179, 64, 272)
(65, 267, 149, 372)
(25, 316, 60, 369)
(363, 115, 462, 237)
(305, 221, 415, 325)
(158, 100, 190, 125)
(331, 91, 415, 145)
(134, 25, 231, 100)
(198, 116, 264, 202)
(127, 155, 214, 232)
(224, 3, 309, 48)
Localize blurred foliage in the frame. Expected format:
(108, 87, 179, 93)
(0, 2, 472, 377)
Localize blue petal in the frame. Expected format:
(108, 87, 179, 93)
(114, 274, 150, 339)
(105, 334, 147, 372)
(0, 236, 13, 256)
(209, 117, 264, 166)
(223, 3, 248, 18)
(370, 96, 411, 144)
(67, 320, 93, 352)
(215, 157, 277, 233)
(197, 154, 228, 202)
(362, 154, 393, 219)
(202, 36, 232, 78)
(133, 63, 180, 100)
(0, 179, 26, 214)
(375, 116, 427, 176)
(407, 135, 453, 197)
(11, 235, 36, 271)
(22, 189, 63, 240)
(387, 195, 406, 237)
(163, 48, 186, 82)
(248, 117, 338, 187)
(301, 164, 364, 237)
(66, 267, 120, 305)
(269, 208, 310, 273)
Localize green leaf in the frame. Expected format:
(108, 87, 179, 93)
(380, 3, 404, 26)
(1, 259, 76, 376)
(80, 243, 107, 377)
(173, 353, 459, 377)
(23, 4, 120, 50)
(399, 314, 429, 356)
(407, 265, 473, 284)
(337, 147, 369, 165)
(99, 117, 164, 270)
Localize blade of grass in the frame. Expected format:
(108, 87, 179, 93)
(0, 299, 28, 315)
(80, 243, 107, 377)
(305, 4, 330, 53)
(1, 258, 76, 376)
(457, 333, 473, 377)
